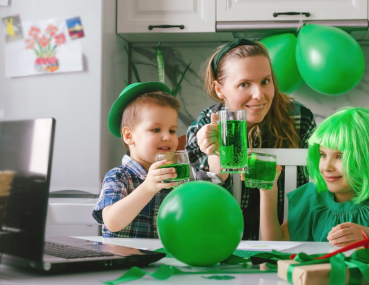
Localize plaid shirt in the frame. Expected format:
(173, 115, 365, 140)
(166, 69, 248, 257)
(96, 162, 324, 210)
(92, 155, 172, 238)
(185, 100, 316, 240)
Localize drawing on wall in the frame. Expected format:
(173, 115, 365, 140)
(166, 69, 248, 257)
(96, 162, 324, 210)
(25, 24, 66, 73)
(2, 14, 23, 43)
(0, 0, 9, 7)
(4, 18, 83, 78)
(66, 17, 84, 39)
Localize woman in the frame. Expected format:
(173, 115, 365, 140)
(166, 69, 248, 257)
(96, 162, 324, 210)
(185, 38, 316, 240)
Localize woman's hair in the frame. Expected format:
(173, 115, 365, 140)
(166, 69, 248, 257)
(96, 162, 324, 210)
(203, 42, 299, 148)
(306, 107, 369, 203)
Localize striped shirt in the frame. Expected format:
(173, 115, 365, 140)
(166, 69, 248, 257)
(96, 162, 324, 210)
(92, 155, 172, 238)
(185, 100, 317, 240)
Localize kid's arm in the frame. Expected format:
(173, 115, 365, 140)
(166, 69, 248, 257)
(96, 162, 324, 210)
(102, 184, 156, 232)
(328, 222, 369, 247)
(281, 220, 291, 241)
(259, 165, 291, 241)
(103, 160, 176, 232)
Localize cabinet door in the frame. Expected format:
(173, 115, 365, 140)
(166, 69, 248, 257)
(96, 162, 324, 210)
(217, 0, 367, 21)
(117, 0, 215, 33)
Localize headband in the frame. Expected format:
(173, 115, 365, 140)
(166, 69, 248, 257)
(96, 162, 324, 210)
(211, 38, 260, 77)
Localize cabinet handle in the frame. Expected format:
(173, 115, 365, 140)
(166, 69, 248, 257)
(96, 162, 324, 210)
(273, 12, 310, 17)
(148, 25, 185, 30)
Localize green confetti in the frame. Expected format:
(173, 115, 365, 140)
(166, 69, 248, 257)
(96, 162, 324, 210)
(201, 275, 235, 280)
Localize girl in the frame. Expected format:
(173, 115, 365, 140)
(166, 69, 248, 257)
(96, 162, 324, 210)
(260, 107, 369, 247)
(185, 38, 316, 240)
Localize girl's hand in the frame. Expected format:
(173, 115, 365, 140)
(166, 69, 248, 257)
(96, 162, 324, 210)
(241, 164, 282, 182)
(259, 164, 282, 191)
(143, 160, 176, 193)
(327, 222, 369, 247)
(196, 113, 219, 156)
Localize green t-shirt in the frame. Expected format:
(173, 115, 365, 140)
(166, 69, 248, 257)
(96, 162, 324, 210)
(287, 182, 369, 241)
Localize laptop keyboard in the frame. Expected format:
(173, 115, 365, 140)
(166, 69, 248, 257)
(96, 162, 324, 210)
(44, 241, 115, 259)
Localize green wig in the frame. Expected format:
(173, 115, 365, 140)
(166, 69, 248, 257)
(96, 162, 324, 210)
(306, 107, 369, 204)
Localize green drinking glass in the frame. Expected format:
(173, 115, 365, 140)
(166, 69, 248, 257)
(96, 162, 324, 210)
(218, 109, 248, 173)
(156, 150, 190, 187)
(244, 152, 277, 190)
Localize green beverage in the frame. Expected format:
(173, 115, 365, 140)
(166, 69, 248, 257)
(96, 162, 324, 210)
(244, 156, 276, 190)
(159, 163, 190, 181)
(219, 120, 248, 172)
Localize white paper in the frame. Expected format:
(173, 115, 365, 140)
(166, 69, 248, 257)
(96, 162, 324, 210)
(5, 18, 83, 77)
(0, 0, 9, 6)
(237, 241, 303, 252)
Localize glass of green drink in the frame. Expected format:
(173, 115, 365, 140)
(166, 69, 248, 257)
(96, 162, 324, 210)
(218, 109, 248, 173)
(156, 150, 190, 187)
(244, 152, 277, 190)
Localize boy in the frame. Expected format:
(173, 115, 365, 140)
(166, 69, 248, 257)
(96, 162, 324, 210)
(93, 82, 181, 238)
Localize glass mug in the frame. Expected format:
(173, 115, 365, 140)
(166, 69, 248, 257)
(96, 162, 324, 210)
(218, 109, 248, 173)
(244, 152, 277, 190)
(156, 150, 190, 187)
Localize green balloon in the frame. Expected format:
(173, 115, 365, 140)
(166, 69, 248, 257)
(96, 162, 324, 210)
(296, 24, 365, 96)
(157, 181, 243, 267)
(260, 33, 303, 94)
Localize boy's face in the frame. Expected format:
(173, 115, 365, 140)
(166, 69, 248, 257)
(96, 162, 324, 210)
(127, 104, 179, 170)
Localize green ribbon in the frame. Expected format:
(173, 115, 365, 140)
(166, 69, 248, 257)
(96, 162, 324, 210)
(101, 249, 284, 284)
(286, 249, 369, 285)
(101, 248, 369, 284)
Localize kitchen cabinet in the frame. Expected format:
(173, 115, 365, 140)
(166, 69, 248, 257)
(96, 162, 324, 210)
(217, 0, 367, 22)
(117, 0, 219, 42)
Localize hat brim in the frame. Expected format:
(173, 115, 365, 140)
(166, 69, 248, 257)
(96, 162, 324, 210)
(108, 82, 172, 138)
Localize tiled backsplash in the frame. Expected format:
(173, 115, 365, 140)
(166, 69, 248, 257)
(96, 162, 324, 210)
(132, 43, 369, 136)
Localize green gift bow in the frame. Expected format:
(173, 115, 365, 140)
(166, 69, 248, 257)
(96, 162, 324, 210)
(286, 249, 369, 285)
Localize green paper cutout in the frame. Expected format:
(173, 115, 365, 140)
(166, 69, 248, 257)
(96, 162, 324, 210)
(201, 275, 235, 280)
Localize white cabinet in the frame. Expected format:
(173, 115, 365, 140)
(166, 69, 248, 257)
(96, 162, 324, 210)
(117, 0, 219, 42)
(217, 0, 367, 22)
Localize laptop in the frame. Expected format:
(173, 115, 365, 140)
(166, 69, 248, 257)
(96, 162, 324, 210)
(0, 118, 165, 272)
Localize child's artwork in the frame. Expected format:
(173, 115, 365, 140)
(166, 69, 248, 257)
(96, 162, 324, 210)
(66, 17, 84, 39)
(4, 18, 82, 77)
(236, 241, 303, 252)
(2, 15, 23, 43)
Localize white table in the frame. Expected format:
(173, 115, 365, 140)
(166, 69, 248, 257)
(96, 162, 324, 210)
(0, 237, 335, 285)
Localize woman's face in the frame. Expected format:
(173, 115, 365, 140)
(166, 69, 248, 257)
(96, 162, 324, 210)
(215, 55, 275, 129)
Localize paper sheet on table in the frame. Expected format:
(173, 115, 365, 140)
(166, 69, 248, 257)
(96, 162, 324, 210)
(237, 241, 303, 252)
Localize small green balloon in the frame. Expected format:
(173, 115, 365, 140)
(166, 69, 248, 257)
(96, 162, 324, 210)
(157, 181, 244, 267)
(296, 24, 365, 96)
(260, 33, 303, 94)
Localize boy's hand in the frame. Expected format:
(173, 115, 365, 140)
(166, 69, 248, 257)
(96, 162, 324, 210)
(197, 113, 219, 156)
(327, 222, 368, 247)
(143, 160, 177, 193)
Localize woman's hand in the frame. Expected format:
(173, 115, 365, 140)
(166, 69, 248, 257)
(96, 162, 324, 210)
(327, 222, 368, 247)
(196, 113, 219, 156)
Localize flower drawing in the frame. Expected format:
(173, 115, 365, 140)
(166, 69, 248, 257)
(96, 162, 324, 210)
(24, 24, 66, 73)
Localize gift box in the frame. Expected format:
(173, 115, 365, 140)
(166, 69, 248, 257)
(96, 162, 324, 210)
(278, 259, 368, 285)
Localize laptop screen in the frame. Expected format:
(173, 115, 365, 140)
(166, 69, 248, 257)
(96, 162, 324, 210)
(0, 118, 55, 262)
